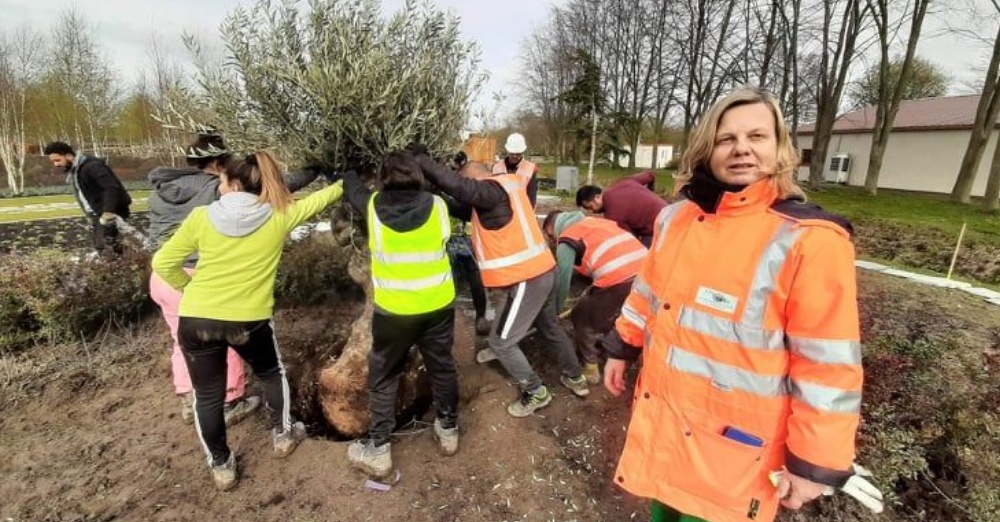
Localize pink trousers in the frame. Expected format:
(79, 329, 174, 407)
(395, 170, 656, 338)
(149, 271, 245, 402)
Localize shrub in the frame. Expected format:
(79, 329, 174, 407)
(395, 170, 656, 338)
(0, 248, 151, 345)
(275, 233, 355, 307)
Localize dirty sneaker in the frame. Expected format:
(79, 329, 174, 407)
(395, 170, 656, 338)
(560, 374, 590, 398)
(347, 440, 392, 479)
(211, 452, 237, 491)
(476, 347, 498, 364)
(179, 392, 194, 424)
(475, 316, 491, 336)
(507, 386, 552, 418)
(272, 421, 307, 459)
(582, 363, 601, 385)
(224, 396, 261, 427)
(433, 418, 459, 456)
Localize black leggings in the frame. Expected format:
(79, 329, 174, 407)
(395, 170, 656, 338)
(178, 316, 291, 466)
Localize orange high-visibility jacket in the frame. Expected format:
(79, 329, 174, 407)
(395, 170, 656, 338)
(559, 217, 646, 288)
(471, 173, 555, 287)
(493, 159, 537, 183)
(612, 179, 863, 522)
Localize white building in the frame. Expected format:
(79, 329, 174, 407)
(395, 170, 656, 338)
(618, 143, 674, 169)
(796, 95, 1000, 196)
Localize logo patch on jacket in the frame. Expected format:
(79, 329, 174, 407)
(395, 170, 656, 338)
(695, 286, 739, 315)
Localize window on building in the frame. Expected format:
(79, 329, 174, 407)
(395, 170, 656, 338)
(800, 149, 812, 165)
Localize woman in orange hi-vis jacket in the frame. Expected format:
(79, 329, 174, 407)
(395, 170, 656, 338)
(602, 88, 863, 522)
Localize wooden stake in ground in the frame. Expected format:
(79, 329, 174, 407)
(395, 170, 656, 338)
(947, 222, 968, 280)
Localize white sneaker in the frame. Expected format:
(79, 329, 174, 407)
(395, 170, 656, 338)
(211, 452, 237, 491)
(273, 421, 307, 458)
(347, 440, 392, 478)
(476, 348, 498, 363)
(433, 418, 459, 456)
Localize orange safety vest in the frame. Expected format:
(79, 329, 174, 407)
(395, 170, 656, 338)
(613, 180, 862, 522)
(493, 159, 537, 183)
(471, 173, 555, 287)
(559, 217, 646, 288)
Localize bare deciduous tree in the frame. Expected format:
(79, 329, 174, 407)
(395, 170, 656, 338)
(862, 0, 933, 195)
(0, 25, 45, 195)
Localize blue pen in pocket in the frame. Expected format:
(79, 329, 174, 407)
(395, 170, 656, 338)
(722, 426, 764, 447)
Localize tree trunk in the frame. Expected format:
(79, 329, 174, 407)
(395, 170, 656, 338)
(587, 107, 598, 185)
(316, 206, 424, 437)
(951, 23, 1000, 203)
(981, 135, 1000, 211)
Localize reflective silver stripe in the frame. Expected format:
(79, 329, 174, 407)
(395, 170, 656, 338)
(592, 250, 646, 280)
(373, 251, 446, 264)
(435, 196, 450, 240)
(742, 222, 804, 326)
(507, 180, 538, 250)
(632, 276, 653, 301)
(678, 307, 785, 351)
(788, 337, 862, 365)
(653, 202, 685, 252)
(620, 304, 647, 330)
(790, 379, 861, 413)
(478, 242, 549, 270)
(588, 232, 635, 269)
(668, 346, 788, 397)
(370, 194, 385, 251)
(373, 272, 453, 291)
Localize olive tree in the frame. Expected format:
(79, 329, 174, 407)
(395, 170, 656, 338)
(181, 0, 484, 436)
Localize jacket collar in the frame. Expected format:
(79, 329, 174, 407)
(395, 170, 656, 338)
(682, 167, 779, 216)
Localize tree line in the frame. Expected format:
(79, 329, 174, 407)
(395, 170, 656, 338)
(515, 0, 1000, 209)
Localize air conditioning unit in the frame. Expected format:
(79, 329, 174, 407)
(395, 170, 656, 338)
(824, 153, 851, 184)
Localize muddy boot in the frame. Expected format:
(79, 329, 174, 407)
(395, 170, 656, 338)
(475, 316, 491, 336)
(347, 440, 392, 479)
(507, 386, 552, 418)
(223, 396, 261, 427)
(582, 363, 601, 385)
(211, 452, 237, 491)
(272, 421, 307, 459)
(179, 392, 194, 424)
(560, 374, 590, 398)
(433, 418, 459, 456)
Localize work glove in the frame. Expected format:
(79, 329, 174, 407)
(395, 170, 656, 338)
(99, 212, 119, 227)
(453, 151, 468, 168)
(323, 170, 343, 184)
(769, 463, 884, 513)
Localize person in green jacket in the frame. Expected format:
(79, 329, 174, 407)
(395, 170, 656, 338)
(151, 150, 344, 492)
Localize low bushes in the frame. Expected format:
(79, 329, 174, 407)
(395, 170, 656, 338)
(0, 248, 152, 352)
(275, 232, 356, 306)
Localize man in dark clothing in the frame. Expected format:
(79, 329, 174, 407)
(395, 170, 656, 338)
(415, 156, 589, 418)
(342, 151, 460, 479)
(44, 141, 132, 255)
(575, 170, 666, 247)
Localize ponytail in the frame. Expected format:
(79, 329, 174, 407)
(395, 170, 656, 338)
(253, 152, 293, 213)
(223, 151, 294, 212)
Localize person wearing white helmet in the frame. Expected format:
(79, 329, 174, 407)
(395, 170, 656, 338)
(493, 132, 539, 207)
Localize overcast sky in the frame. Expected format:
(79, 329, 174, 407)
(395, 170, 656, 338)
(0, 0, 994, 126)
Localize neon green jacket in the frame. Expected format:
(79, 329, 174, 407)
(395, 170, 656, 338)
(151, 182, 343, 321)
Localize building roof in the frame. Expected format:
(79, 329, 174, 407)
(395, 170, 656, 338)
(797, 95, 996, 135)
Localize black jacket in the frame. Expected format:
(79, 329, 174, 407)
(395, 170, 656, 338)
(416, 155, 535, 230)
(72, 156, 132, 218)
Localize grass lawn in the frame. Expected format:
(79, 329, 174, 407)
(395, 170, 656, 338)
(0, 191, 151, 223)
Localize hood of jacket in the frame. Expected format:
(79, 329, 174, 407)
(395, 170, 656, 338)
(148, 166, 220, 205)
(207, 192, 273, 237)
(373, 190, 434, 233)
(553, 210, 586, 236)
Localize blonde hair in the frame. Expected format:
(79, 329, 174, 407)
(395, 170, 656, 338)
(674, 88, 805, 201)
(224, 151, 294, 213)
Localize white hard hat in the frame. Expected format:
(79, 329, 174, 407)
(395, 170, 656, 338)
(504, 133, 527, 154)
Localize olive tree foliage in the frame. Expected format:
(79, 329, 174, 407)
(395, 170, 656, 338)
(179, 0, 485, 173)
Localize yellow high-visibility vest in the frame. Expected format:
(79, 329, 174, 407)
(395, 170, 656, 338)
(368, 192, 455, 315)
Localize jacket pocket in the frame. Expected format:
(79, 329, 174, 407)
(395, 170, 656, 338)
(670, 406, 767, 512)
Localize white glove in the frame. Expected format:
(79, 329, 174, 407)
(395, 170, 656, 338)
(769, 463, 884, 513)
